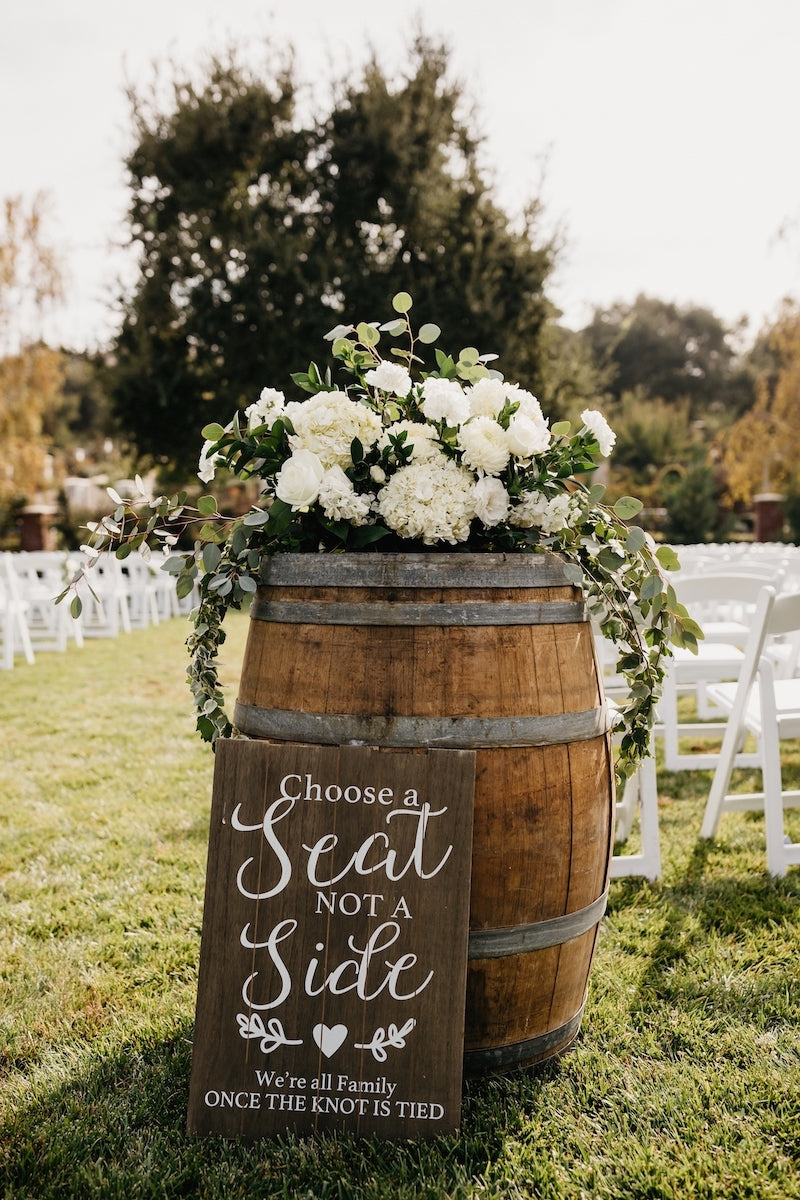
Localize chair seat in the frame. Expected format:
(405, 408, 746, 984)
(706, 677, 800, 740)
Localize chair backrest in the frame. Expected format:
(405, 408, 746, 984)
(764, 589, 800, 641)
(674, 572, 781, 607)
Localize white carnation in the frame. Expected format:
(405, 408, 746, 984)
(510, 387, 544, 423)
(246, 386, 286, 430)
(467, 376, 510, 418)
(286, 390, 382, 469)
(274, 449, 325, 509)
(581, 409, 616, 457)
(474, 476, 510, 527)
(318, 466, 373, 525)
(506, 414, 551, 458)
(365, 360, 413, 397)
(377, 459, 476, 545)
(458, 416, 510, 476)
(420, 377, 470, 427)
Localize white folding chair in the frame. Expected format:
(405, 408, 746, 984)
(605, 688, 661, 881)
(6, 552, 84, 650)
(659, 574, 777, 771)
(700, 586, 800, 876)
(74, 554, 132, 637)
(610, 753, 661, 881)
(0, 554, 36, 668)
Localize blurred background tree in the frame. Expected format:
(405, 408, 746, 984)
(0, 194, 66, 541)
(721, 300, 800, 510)
(108, 36, 603, 480)
(581, 294, 755, 423)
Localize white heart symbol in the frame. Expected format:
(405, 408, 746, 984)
(313, 1022, 348, 1057)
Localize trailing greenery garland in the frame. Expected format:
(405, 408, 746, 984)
(64, 293, 700, 780)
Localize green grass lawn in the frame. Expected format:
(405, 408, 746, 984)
(1, 613, 799, 1199)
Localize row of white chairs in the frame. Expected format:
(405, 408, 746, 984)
(608, 545, 800, 880)
(0, 550, 195, 669)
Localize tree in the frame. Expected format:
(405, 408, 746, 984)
(110, 47, 323, 474)
(721, 301, 800, 505)
(315, 38, 558, 396)
(604, 389, 696, 506)
(109, 37, 577, 479)
(0, 194, 66, 516)
(581, 294, 755, 422)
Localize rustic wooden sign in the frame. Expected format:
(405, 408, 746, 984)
(186, 740, 476, 1139)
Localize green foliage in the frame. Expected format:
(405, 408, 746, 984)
(1, 621, 799, 1200)
(581, 294, 755, 422)
(66, 297, 700, 780)
(661, 453, 735, 545)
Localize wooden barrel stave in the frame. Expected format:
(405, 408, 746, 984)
(233, 553, 615, 1074)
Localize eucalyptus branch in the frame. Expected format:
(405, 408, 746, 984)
(60, 291, 702, 762)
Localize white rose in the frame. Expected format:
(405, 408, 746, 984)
(474, 476, 510, 527)
(458, 416, 510, 475)
(274, 449, 325, 508)
(506, 414, 551, 458)
(581, 409, 616, 457)
(365, 360, 413, 397)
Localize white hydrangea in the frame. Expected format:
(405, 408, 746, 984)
(246, 386, 286, 430)
(506, 413, 551, 458)
(420, 377, 471, 427)
(379, 420, 441, 463)
(318, 466, 373, 525)
(510, 490, 579, 535)
(377, 459, 476, 545)
(284, 391, 382, 469)
(581, 409, 616, 457)
(458, 416, 510, 476)
(364, 360, 413, 397)
(467, 376, 510, 418)
(274, 449, 325, 509)
(474, 476, 510, 527)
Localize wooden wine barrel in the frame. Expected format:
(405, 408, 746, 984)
(233, 552, 615, 1073)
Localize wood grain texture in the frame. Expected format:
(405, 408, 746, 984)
(187, 741, 475, 1139)
(233, 554, 615, 1074)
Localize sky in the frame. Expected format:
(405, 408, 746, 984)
(2, 0, 800, 351)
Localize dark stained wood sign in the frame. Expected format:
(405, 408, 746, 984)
(186, 740, 475, 1139)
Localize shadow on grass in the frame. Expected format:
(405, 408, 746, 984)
(606, 836, 800, 1038)
(1, 1022, 536, 1200)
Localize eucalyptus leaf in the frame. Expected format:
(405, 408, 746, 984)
(418, 323, 441, 344)
(242, 509, 271, 526)
(197, 494, 218, 516)
(392, 291, 413, 313)
(625, 527, 646, 553)
(203, 544, 222, 573)
(201, 422, 226, 442)
(613, 496, 645, 520)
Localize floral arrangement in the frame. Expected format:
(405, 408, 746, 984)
(66, 292, 700, 779)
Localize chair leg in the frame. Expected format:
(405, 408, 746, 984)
(700, 696, 753, 840)
(610, 756, 661, 881)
